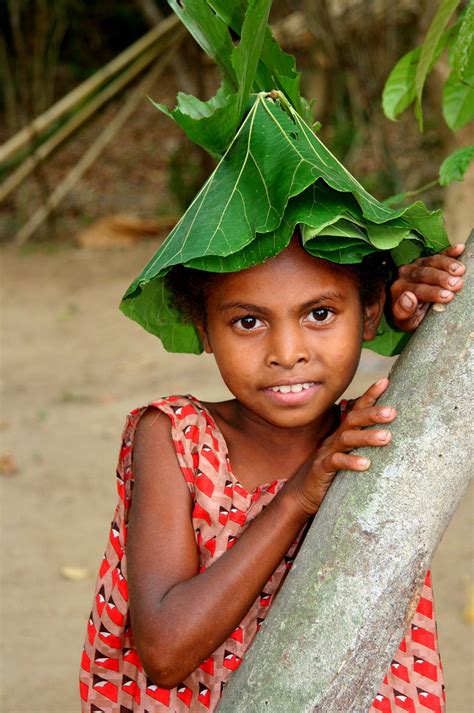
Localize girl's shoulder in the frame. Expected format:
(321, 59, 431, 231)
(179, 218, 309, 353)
(120, 395, 225, 472)
(124, 394, 213, 436)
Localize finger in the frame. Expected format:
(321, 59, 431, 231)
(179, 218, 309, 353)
(344, 404, 396, 428)
(392, 302, 430, 332)
(409, 283, 458, 305)
(442, 243, 465, 257)
(325, 452, 371, 472)
(392, 292, 433, 329)
(392, 291, 419, 320)
(350, 378, 389, 411)
(338, 428, 392, 450)
(413, 253, 465, 276)
(400, 265, 464, 292)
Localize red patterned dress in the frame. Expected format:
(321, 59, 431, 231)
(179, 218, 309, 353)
(80, 395, 445, 712)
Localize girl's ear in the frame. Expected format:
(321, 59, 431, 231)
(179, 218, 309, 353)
(362, 292, 386, 342)
(196, 322, 213, 354)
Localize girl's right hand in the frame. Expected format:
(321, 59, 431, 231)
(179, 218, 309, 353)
(287, 378, 396, 517)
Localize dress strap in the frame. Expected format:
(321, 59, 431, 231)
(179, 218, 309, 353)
(117, 396, 212, 523)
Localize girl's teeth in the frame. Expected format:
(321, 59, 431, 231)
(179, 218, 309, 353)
(271, 382, 314, 393)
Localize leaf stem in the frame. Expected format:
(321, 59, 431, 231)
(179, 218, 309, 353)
(384, 179, 439, 206)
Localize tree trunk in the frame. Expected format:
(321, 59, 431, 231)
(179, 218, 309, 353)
(217, 232, 473, 712)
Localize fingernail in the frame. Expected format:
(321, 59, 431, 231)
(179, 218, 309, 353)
(448, 277, 461, 287)
(401, 294, 414, 309)
(375, 378, 386, 386)
(376, 431, 390, 441)
(450, 263, 462, 273)
(440, 289, 452, 299)
(380, 407, 392, 417)
(358, 457, 370, 466)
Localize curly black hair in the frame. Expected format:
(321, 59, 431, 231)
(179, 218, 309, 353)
(165, 248, 394, 327)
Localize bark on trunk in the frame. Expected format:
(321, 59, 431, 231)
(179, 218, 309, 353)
(217, 232, 473, 712)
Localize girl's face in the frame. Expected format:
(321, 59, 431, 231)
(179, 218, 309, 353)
(198, 240, 384, 430)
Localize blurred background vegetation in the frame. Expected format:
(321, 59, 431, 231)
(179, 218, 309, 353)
(0, 0, 471, 244)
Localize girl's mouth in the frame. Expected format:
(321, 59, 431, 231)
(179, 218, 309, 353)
(264, 382, 321, 404)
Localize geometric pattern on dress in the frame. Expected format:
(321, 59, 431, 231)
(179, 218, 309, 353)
(79, 395, 445, 712)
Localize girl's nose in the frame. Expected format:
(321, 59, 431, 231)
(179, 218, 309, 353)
(266, 326, 310, 369)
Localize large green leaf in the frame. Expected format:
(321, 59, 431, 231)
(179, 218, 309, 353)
(382, 17, 458, 122)
(121, 93, 448, 355)
(151, 81, 241, 157)
(167, 0, 236, 85)
(415, 0, 462, 130)
(155, 0, 276, 157)
(390, 239, 424, 266)
(442, 68, 474, 129)
(209, 0, 304, 115)
(232, 0, 273, 117)
(439, 144, 474, 184)
(451, 0, 474, 81)
(382, 47, 421, 121)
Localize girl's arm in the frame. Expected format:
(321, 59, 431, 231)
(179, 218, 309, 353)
(390, 243, 465, 331)
(127, 380, 396, 688)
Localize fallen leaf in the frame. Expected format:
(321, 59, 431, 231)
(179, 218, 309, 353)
(432, 304, 446, 312)
(462, 584, 474, 624)
(60, 566, 92, 581)
(0, 450, 18, 475)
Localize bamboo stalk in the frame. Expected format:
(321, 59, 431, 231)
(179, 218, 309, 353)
(13, 45, 179, 246)
(0, 27, 184, 204)
(0, 13, 180, 166)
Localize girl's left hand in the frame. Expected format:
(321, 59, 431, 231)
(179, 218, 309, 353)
(390, 243, 465, 331)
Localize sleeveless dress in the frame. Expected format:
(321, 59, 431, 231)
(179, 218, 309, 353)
(80, 395, 445, 713)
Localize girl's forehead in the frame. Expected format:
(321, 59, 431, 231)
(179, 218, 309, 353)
(209, 240, 358, 303)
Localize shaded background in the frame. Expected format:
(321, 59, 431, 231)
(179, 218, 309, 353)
(1, 1, 473, 710)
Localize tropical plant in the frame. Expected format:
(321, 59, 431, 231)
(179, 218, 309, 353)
(383, 0, 474, 191)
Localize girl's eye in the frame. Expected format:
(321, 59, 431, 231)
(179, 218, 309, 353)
(234, 316, 263, 331)
(307, 308, 333, 323)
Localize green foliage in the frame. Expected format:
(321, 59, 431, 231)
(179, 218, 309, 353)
(451, 0, 474, 79)
(382, 29, 454, 122)
(152, 0, 308, 157)
(443, 68, 474, 129)
(383, 0, 473, 132)
(439, 144, 474, 184)
(414, 0, 462, 130)
(121, 93, 447, 355)
(208, 0, 306, 116)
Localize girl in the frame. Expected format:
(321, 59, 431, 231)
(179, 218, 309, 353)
(80, 236, 464, 713)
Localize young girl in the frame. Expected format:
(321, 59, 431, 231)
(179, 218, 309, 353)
(79, 234, 464, 712)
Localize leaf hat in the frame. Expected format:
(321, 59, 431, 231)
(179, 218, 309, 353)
(120, 0, 449, 356)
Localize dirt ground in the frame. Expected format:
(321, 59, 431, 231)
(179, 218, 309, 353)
(0, 242, 472, 712)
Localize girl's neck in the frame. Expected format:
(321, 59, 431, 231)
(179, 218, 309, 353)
(203, 397, 339, 489)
